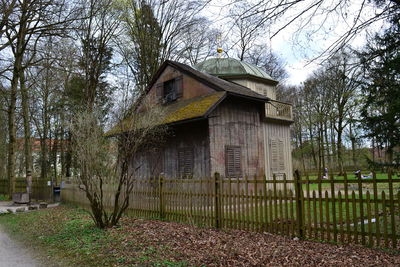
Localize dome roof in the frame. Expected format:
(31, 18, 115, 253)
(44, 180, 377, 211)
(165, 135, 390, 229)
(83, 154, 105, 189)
(194, 58, 276, 82)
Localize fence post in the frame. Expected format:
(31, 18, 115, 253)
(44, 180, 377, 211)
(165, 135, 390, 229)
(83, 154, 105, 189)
(214, 172, 221, 229)
(294, 170, 304, 239)
(356, 171, 366, 245)
(159, 175, 164, 219)
(388, 169, 397, 248)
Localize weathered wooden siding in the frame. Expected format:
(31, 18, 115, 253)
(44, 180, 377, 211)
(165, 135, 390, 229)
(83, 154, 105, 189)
(145, 66, 216, 106)
(263, 122, 293, 181)
(228, 78, 276, 100)
(208, 98, 265, 178)
(131, 121, 210, 179)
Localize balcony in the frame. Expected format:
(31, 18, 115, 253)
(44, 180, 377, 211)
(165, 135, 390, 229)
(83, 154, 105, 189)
(265, 100, 293, 121)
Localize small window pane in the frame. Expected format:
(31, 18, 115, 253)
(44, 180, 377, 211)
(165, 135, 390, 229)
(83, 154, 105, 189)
(163, 79, 177, 103)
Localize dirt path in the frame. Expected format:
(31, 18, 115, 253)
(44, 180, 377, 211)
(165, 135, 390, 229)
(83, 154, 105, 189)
(0, 226, 42, 267)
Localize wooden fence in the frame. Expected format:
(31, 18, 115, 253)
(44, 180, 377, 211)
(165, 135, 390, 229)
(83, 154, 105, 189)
(0, 178, 53, 201)
(61, 171, 400, 250)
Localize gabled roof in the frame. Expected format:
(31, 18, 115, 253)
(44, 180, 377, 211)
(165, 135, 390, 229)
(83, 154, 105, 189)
(105, 92, 226, 136)
(148, 60, 269, 102)
(106, 60, 270, 136)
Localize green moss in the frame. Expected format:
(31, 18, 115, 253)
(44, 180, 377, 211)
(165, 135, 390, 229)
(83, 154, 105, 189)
(162, 92, 225, 124)
(106, 92, 225, 136)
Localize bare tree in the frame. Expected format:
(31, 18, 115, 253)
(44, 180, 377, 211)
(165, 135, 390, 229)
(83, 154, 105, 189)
(234, 0, 400, 60)
(70, 100, 167, 228)
(0, 0, 17, 51)
(227, 0, 267, 61)
(180, 17, 220, 66)
(77, 0, 120, 111)
(323, 51, 361, 174)
(114, 0, 210, 92)
(246, 44, 288, 82)
(2, 0, 78, 194)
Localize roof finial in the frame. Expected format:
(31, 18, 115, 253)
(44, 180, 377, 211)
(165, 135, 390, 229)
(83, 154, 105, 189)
(216, 33, 223, 58)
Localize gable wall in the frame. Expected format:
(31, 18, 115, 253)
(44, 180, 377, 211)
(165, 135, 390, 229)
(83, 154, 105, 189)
(228, 78, 276, 100)
(208, 98, 265, 178)
(145, 66, 216, 106)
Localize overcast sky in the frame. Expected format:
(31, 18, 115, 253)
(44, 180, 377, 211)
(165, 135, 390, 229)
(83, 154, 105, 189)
(204, 0, 387, 85)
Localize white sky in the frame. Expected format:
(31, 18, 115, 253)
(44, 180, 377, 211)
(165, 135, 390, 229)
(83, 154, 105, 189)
(204, 0, 387, 85)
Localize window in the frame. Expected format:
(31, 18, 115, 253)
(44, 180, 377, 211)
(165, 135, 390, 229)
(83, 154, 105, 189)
(164, 79, 177, 102)
(225, 146, 241, 178)
(156, 76, 183, 104)
(270, 138, 285, 173)
(178, 147, 193, 178)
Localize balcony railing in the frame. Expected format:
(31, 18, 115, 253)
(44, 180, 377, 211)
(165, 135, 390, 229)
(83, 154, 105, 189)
(265, 100, 293, 121)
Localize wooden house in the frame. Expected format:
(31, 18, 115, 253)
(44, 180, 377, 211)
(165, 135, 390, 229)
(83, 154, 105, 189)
(108, 58, 293, 180)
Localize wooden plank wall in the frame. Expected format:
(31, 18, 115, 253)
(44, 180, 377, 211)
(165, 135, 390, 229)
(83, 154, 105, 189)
(229, 78, 276, 100)
(131, 121, 210, 179)
(263, 121, 293, 186)
(208, 98, 265, 178)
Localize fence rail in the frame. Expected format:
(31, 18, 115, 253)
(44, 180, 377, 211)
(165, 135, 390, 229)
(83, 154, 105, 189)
(61, 171, 400, 250)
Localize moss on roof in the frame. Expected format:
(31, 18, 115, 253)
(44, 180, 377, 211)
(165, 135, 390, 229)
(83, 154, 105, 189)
(105, 92, 226, 136)
(162, 91, 225, 124)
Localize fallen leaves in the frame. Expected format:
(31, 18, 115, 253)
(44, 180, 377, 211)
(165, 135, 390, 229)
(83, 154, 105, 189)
(108, 216, 400, 267)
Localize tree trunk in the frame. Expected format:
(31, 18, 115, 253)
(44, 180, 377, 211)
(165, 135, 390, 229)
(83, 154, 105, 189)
(308, 125, 318, 170)
(40, 65, 50, 180)
(7, 0, 28, 195)
(0, 108, 6, 180)
(65, 131, 72, 178)
(20, 70, 33, 177)
(324, 120, 331, 171)
(7, 71, 17, 195)
(7, 50, 24, 195)
(349, 122, 357, 167)
(298, 127, 306, 173)
(337, 129, 344, 175)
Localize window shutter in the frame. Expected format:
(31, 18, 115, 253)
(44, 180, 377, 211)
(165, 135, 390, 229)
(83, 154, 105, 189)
(270, 138, 285, 173)
(225, 146, 241, 177)
(278, 139, 285, 172)
(226, 147, 235, 176)
(178, 149, 185, 174)
(270, 139, 279, 173)
(178, 148, 193, 178)
(175, 76, 183, 98)
(156, 83, 163, 103)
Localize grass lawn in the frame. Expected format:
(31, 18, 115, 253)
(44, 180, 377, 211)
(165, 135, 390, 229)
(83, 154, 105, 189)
(302, 173, 400, 191)
(0, 205, 187, 267)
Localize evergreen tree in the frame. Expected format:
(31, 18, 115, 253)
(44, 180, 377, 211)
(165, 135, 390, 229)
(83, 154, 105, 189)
(359, 7, 400, 163)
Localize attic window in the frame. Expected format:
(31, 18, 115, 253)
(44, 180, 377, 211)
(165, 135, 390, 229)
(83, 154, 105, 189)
(156, 76, 183, 104)
(178, 147, 193, 178)
(225, 145, 241, 178)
